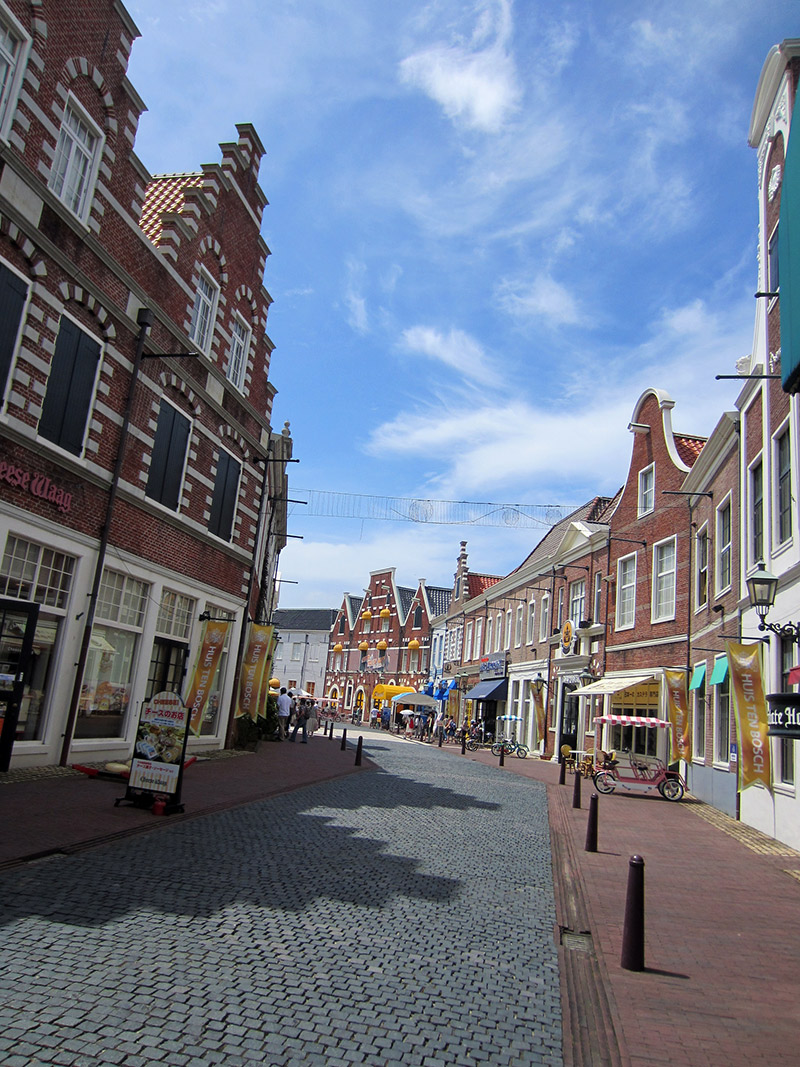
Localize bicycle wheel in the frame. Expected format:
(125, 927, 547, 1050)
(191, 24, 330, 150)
(491, 742, 503, 756)
(515, 745, 529, 759)
(466, 739, 479, 752)
(659, 777, 684, 801)
(593, 771, 616, 794)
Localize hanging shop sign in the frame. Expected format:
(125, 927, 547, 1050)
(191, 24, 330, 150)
(128, 690, 189, 796)
(185, 619, 231, 735)
(235, 624, 274, 722)
(727, 642, 772, 793)
(560, 620, 574, 655)
(765, 693, 800, 740)
(664, 668, 692, 762)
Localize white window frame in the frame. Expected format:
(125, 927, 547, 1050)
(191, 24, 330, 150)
(494, 612, 503, 652)
(713, 661, 731, 766)
(616, 553, 637, 631)
(556, 587, 564, 629)
(227, 314, 251, 391)
(485, 617, 493, 654)
(464, 620, 473, 662)
(526, 600, 536, 644)
(716, 496, 732, 595)
(504, 609, 512, 651)
(48, 96, 103, 223)
(695, 523, 709, 611)
(593, 571, 603, 623)
(652, 537, 677, 623)
(539, 594, 550, 642)
(749, 455, 764, 567)
(188, 269, 220, 355)
(774, 421, 793, 548)
(569, 579, 586, 624)
(514, 605, 523, 647)
(768, 222, 779, 303)
(474, 617, 482, 659)
(0, 7, 30, 141)
(638, 464, 655, 518)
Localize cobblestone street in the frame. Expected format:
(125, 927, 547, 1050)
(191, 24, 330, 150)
(1, 738, 562, 1067)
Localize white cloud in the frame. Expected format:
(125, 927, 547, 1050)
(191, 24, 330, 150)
(400, 325, 503, 387)
(399, 0, 520, 132)
(344, 258, 368, 333)
(495, 273, 582, 327)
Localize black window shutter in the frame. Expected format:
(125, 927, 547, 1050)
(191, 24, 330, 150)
(209, 451, 240, 540)
(0, 265, 27, 394)
(146, 401, 189, 510)
(39, 318, 100, 454)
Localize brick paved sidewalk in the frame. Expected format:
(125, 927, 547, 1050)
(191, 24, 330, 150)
(0, 726, 370, 869)
(456, 747, 800, 1067)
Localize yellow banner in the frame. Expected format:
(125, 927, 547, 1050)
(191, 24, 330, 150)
(664, 668, 692, 762)
(235, 624, 273, 722)
(727, 642, 772, 793)
(532, 686, 546, 744)
(185, 620, 231, 736)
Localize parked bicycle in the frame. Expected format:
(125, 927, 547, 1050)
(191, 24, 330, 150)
(491, 737, 529, 759)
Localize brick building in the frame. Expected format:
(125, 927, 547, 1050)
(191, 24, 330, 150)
(0, 0, 289, 769)
(324, 569, 450, 721)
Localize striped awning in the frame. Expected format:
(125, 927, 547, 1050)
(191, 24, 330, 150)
(594, 715, 670, 728)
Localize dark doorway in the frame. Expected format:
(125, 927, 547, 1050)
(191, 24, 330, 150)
(0, 599, 40, 771)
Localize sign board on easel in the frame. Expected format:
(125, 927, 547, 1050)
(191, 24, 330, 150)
(117, 691, 190, 813)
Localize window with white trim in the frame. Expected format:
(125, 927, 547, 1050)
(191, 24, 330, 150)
(556, 587, 564, 629)
(652, 538, 677, 622)
(474, 618, 482, 658)
(539, 594, 550, 642)
(695, 525, 708, 610)
(208, 450, 240, 541)
(778, 636, 796, 786)
(775, 425, 792, 546)
(495, 612, 502, 652)
(526, 600, 535, 644)
(485, 617, 493, 654)
(716, 499, 732, 593)
(713, 665, 730, 765)
(188, 270, 219, 354)
(146, 400, 190, 511)
(593, 571, 603, 623)
(49, 99, 102, 222)
(39, 317, 101, 456)
(768, 224, 779, 298)
(569, 579, 585, 624)
(504, 609, 512, 650)
(464, 620, 473, 662)
(515, 605, 523, 647)
(750, 458, 764, 565)
(0, 9, 30, 140)
(616, 554, 636, 630)
(227, 316, 250, 391)
(693, 667, 706, 760)
(638, 464, 655, 517)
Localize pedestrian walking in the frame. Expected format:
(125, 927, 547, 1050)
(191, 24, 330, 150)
(277, 687, 291, 739)
(290, 700, 309, 743)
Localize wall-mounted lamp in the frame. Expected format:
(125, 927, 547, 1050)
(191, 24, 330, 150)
(746, 562, 800, 642)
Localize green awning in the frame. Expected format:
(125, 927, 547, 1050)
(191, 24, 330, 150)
(688, 662, 706, 690)
(709, 657, 729, 686)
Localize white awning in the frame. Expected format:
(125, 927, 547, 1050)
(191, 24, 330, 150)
(571, 673, 655, 696)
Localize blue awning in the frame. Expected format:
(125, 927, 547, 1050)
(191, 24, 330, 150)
(709, 658, 729, 686)
(688, 663, 706, 690)
(464, 678, 508, 702)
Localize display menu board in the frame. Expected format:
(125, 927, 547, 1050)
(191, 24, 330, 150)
(128, 691, 189, 795)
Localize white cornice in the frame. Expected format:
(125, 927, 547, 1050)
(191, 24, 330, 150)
(749, 40, 800, 148)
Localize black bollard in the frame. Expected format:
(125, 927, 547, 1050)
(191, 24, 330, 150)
(572, 764, 582, 808)
(438, 730, 443, 748)
(461, 733, 466, 755)
(323, 720, 328, 737)
(499, 744, 505, 767)
(328, 722, 334, 740)
(340, 727, 347, 751)
(558, 757, 566, 785)
(355, 735, 363, 766)
(585, 793, 598, 853)
(621, 855, 646, 972)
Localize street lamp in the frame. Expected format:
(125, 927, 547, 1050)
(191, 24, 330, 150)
(746, 562, 800, 641)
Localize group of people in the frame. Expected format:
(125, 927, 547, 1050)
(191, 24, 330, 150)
(276, 687, 320, 744)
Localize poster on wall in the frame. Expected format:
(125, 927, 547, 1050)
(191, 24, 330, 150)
(128, 691, 189, 797)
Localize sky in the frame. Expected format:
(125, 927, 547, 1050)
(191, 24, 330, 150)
(125, 0, 798, 608)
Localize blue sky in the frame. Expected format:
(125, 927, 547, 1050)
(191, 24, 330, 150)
(125, 0, 796, 607)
